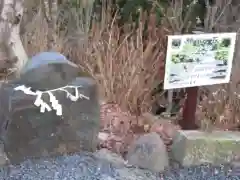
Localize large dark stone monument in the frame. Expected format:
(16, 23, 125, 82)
(0, 52, 100, 164)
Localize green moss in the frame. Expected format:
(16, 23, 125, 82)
(184, 138, 240, 164)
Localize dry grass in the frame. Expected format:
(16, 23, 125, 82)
(197, 85, 240, 131)
(196, 58, 240, 131)
(20, 3, 170, 154)
(195, 0, 240, 131)
(22, 14, 64, 55)
(152, 0, 240, 131)
(67, 14, 167, 115)
(21, 3, 167, 118)
(21, 0, 240, 133)
(17, 0, 240, 157)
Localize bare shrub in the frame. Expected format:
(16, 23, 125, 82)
(21, 12, 64, 56)
(64, 9, 167, 116)
(21, 2, 168, 154)
(151, 0, 240, 131)
(196, 0, 240, 131)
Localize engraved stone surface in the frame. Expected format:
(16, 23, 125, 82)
(0, 77, 99, 164)
(0, 52, 100, 164)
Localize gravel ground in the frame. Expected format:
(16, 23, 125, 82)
(0, 153, 239, 180)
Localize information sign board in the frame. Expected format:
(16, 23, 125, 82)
(164, 33, 237, 89)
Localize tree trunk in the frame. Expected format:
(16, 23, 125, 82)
(40, 0, 58, 50)
(0, 0, 28, 76)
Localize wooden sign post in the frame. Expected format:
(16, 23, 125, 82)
(180, 86, 198, 129)
(181, 31, 201, 130)
(163, 32, 237, 130)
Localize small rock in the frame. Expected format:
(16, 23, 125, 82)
(126, 132, 169, 172)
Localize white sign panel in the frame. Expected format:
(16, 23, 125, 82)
(163, 33, 237, 89)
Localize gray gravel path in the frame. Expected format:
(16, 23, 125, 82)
(162, 164, 240, 180)
(0, 153, 239, 180)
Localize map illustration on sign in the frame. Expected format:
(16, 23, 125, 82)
(163, 33, 237, 89)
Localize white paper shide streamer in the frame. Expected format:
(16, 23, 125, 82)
(14, 85, 90, 116)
